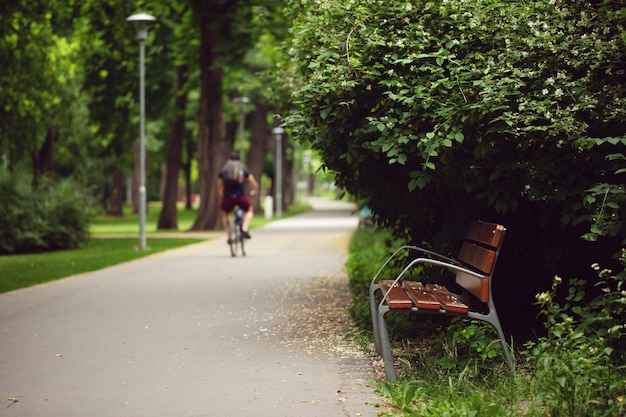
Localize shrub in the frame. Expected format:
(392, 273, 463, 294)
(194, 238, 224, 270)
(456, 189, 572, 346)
(429, 318, 508, 372)
(524, 260, 626, 417)
(0, 172, 92, 254)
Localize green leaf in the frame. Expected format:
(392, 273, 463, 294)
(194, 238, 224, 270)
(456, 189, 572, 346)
(320, 106, 332, 120)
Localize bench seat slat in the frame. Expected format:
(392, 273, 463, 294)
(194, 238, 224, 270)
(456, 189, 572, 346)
(379, 280, 413, 309)
(402, 281, 440, 310)
(426, 284, 469, 314)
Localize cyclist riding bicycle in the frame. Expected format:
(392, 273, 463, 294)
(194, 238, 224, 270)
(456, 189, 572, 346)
(217, 152, 259, 243)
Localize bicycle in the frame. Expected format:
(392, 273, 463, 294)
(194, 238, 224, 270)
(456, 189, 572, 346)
(228, 207, 246, 257)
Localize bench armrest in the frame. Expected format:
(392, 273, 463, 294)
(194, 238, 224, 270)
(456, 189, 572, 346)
(378, 257, 486, 309)
(370, 245, 458, 286)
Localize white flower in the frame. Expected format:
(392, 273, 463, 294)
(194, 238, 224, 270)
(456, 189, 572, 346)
(555, 88, 564, 98)
(536, 292, 551, 303)
(554, 276, 562, 284)
(542, 88, 549, 95)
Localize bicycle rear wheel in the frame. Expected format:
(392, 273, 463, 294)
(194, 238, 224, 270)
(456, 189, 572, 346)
(228, 220, 238, 257)
(239, 226, 246, 256)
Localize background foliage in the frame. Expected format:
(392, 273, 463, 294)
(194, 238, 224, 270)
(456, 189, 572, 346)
(0, 170, 91, 254)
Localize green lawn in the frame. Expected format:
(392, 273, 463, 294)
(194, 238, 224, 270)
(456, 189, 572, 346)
(0, 237, 205, 294)
(89, 202, 280, 234)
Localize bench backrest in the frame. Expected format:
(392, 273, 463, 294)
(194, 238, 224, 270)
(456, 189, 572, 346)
(455, 220, 506, 303)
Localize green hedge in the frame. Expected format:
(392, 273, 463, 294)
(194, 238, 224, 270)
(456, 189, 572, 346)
(0, 173, 91, 254)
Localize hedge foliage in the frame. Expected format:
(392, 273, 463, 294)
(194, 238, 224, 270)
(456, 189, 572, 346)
(0, 172, 91, 254)
(284, 0, 626, 304)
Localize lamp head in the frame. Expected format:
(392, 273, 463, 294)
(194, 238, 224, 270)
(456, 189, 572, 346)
(126, 13, 156, 41)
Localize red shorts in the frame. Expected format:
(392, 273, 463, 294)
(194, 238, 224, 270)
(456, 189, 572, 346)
(220, 195, 251, 213)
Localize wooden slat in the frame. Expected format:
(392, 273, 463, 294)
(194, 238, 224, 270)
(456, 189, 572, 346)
(426, 284, 469, 314)
(458, 242, 497, 274)
(402, 281, 441, 310)
(465, 220, 505, 248)
(379, 280, 413, 309)
(456, 271, 490, 303)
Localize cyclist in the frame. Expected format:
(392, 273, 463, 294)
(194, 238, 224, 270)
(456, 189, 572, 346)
(217, 152, 259, 242)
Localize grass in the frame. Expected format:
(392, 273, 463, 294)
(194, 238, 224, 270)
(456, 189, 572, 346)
(0, 202, 311, 294)
(89, 202, 298, 234)
(0, 238, 205, 294)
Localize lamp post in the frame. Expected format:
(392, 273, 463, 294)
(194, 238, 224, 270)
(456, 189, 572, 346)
(272, 127, 285, 218)
(127, 13, 156, 251)
(233, 97, 249, 163)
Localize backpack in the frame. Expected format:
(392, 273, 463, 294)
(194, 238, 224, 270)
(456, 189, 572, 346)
(221, 159, 244, 188)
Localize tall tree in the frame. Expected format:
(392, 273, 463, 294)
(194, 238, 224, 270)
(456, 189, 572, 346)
(191, 0, 227, 230)
(156, 1, 195, 229)
(158, 64, 189, 229)
(190, 0, 261, 230)
(248, 95, 270, 212)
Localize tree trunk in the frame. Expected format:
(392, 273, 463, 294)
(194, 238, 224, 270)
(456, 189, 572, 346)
(31, 126, 56, 183)
(158, 65, 189, 230)
(249, 95, 269, 213)
(183, 130, 194, 210)
(109, 170, 125, 216)
(191, 0, 227, 231)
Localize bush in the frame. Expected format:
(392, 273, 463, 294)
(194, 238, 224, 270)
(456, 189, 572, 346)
(0, 173, 92, 254)
(524, 261, 626, 417)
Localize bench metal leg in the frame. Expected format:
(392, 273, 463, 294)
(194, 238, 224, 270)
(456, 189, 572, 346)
(469, 310, 515, 371)
(490, 318, 514, 371)
(369, 283, 382, 353)
(378, 306, 398, 383)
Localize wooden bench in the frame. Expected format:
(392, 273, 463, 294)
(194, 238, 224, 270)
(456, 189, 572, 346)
(368, 220, 513, 382)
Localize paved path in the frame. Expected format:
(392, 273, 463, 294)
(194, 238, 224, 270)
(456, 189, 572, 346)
(0, 198, 382, 417)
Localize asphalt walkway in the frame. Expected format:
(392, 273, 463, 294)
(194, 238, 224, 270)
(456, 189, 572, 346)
(0, 198, 382, 417)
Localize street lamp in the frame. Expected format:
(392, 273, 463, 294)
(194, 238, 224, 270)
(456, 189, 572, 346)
(233, 96, 249, 163)
(272, 127, 285, 218)
(127, 13, 156, 251)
